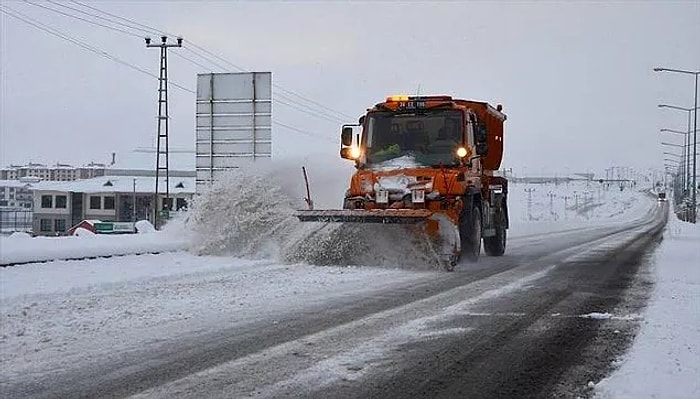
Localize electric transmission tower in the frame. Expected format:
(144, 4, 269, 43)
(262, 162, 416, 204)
(145, 36, 182, 228)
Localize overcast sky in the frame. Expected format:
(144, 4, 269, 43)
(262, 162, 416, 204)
(1, 0, 698, 177)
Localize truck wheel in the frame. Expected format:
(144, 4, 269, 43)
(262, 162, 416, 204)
(460, 205, 482, 262)
(484, 208, 506, 256)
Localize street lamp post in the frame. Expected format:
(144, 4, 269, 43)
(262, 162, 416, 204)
(654, 68, 700, 222)
(661, 140, 688, 191)
(659, 103, 700, 205)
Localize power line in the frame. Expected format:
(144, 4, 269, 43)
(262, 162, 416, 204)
(171, 51, 213, 71)
(7, 2, 346, 143)
(19, 0, 354, 124)
(184, 40, 356, 120)
(25, 0, 214, 81)
(274, 86, 356, 121)
(63, 1, 356, 121)
(184, 41, 248, 72)
(175, 49, 347, 123)
(0, 4, 194, 93)
(68, 0, 163, 36)
(176, 44, 346, 122)
(181, 46, 229, 71)
(275, 98, 344, 124)
(274, 121, 336, 143)
(23, 0, 144, 38)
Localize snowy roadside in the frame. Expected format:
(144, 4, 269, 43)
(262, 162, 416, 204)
(507, 184, 653, 238)
(0, 254, 434, 383)
(0, 223, 189, 266)
(595, 214, 700, 399)
(0, 181, 651, 267)
(0, 177, 666, 393)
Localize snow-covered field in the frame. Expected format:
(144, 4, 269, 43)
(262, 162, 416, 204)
(0, 163, 695, 397)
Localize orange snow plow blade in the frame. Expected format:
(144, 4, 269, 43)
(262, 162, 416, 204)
(294, 209, 432, 224)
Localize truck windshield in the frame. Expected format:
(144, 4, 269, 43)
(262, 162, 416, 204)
(364, 110, 463, 167)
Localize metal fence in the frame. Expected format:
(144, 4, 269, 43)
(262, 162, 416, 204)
(0, 209, 33, 234)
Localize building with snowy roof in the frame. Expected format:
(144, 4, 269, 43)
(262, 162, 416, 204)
(0, 179, 34, 209)
(104, 149, 195, 178)
(1, 148, 195, 182)
(30, 175, 194, 235)
(0, 162, 107, 181)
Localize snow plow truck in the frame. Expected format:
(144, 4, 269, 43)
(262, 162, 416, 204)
(295, 95, 508, 271)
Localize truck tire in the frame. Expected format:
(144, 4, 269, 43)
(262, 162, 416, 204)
(483, 207, 506, 256)
(460, 205, 482, 262)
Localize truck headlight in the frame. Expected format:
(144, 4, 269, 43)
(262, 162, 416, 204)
(456, 147, 468, 158)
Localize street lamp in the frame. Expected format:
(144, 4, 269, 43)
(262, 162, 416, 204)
(661, 128, 700, 135)
(654, 68, 699, 222)
(659, 105, 699, 205)
(661, 142, 684, 148)
(661, 141, 700, 152)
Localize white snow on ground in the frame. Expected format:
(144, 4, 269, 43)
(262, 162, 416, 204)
(595, 214, 700, 399)
(507, 180, 652, 238)
(0, 254, 436, 383)
(0, 220, 189, 265)
(0, 161, 677, 395)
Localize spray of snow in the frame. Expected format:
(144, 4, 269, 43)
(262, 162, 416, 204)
(185, 155, 443, 269)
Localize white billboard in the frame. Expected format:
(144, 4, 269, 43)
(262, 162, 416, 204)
(196, 72, 272, 190)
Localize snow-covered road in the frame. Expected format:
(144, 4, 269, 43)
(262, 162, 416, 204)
(1, 182, 672, 398)
(0, 173, 700, 398)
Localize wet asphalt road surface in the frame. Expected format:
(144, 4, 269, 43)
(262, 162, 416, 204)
(6, 202, 666, 399)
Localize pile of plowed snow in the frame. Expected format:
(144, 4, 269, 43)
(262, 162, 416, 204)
(186, 158, 442, 270)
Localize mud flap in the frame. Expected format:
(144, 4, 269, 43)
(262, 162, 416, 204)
(430, 213, 461, 271)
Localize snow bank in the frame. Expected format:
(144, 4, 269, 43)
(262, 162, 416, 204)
(135, 220, 156, 233)
(595, 215, 700, 399)
(508, 181, 650, 224)
(73, 227, 95, 237)
(8, 232, 32, 239)
(506, 181, 653, 239)
(0, 230, 189, 265)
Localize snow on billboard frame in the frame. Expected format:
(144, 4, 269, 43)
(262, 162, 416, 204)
(195, 72, 272, 191)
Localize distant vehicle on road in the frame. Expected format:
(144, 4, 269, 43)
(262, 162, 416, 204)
(657, 192, 667, 201)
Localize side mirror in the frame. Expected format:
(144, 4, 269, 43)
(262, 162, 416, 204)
(475, 123, 487, 143)
(476, 142, 488, 156)
(341, 127, 353, 147)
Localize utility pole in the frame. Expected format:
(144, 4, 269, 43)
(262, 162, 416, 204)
(562, 195, 571, 220)
(146, 35, 182, 228)
(547, 191, 556, 219)
(524, 188, 536, 221)
(132, 178, 137, 223)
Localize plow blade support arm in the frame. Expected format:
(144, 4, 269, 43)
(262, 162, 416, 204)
(294, 209, 432, 224)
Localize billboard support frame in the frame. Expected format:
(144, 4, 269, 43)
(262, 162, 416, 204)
(195, 72, 272, 191)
